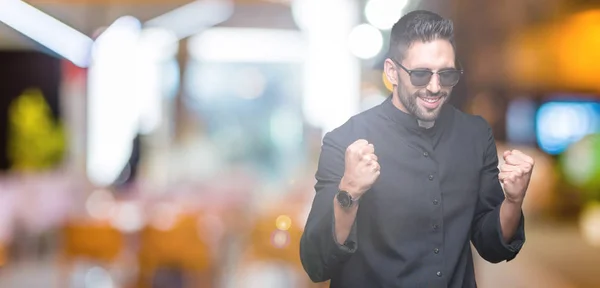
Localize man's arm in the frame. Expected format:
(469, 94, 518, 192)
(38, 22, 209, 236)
(471, 118, 526, 263)
(300, 132, 359, 283)
(334, 178, 361, 245)
(499, 198, 524, 243)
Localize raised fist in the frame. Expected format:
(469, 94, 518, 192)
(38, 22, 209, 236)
(340, 139, 380, 198)
(499, 149, 534, 204)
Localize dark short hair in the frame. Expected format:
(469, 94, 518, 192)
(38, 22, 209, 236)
(388, 10, 455, 61)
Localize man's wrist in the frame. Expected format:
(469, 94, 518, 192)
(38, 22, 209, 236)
(503, 196, 524, 207)
(502, 198, 524, 215)
(339, 177, 362, 199)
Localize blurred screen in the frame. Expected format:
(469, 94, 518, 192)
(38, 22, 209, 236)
(506, 98, 538, 145)
(536, 97, 600, 155)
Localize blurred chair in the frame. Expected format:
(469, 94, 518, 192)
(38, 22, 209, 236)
(0, 241, 6, 268)
(59, 220, 125, 286)
(247, 212, 303, 266)
(136, 212, 215, 288)
(236, 204, 328, 288)
(61, 221, 124, 262)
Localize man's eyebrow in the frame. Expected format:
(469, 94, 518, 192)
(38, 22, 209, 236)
(439, 66, 457, 71)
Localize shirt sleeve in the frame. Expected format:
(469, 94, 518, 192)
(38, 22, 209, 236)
(470, 117, 526, 263)
(300, 131, 358, 283)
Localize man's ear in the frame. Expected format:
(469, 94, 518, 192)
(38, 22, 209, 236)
(383, 58, 398, 86)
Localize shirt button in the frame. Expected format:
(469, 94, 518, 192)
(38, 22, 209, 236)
(434, 248, 439, 254)
(433, 224, 439, 230)
(428, 174, 434, 181)
(436, 271, 442, 277)
(423, 151, 429, 157)
(433, 199, 439, 205)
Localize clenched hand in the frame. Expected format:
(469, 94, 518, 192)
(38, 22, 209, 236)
(340, 139, 381, 199)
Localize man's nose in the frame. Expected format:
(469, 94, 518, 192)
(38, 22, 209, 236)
(427, 73, 441, 94)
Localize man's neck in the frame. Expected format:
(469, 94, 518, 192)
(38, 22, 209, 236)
(391, 92, 409, 114)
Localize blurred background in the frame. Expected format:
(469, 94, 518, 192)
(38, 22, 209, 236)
(0, 0, 598, 287)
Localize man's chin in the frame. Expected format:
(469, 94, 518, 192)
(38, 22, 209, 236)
(415, 108, 442, 122)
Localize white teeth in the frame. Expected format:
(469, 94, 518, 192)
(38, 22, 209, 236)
(421, 97, 440, 103)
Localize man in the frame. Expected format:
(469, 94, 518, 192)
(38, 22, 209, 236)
(299, 10, 533, 288)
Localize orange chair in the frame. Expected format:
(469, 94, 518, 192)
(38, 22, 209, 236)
(59, 220, 125, 287)
(136, 212, 216, 288)
(0, 241, 6, 268)
(247, 212, 303, 266)
(239, 203, 329, 288)
(62, 221, 124, 262)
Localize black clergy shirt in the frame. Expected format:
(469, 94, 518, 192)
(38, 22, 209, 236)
(299, 96, 525, 288)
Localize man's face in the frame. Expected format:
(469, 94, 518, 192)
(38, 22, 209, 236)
(388, 39, 457, 122)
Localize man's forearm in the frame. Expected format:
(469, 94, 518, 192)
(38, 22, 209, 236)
(333, 197, 358, 245)
(499, 199, 523, 243)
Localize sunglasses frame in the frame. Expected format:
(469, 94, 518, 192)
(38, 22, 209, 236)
(390, 58, 464, 87)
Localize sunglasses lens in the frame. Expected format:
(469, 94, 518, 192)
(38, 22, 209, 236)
(439, 71, 461, 86)
(410, 71, 432, 86)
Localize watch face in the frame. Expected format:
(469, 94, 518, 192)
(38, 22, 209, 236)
(337, 191, 352, 207)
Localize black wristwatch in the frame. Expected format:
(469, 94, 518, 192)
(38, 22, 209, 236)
(336, 190, 359, 208)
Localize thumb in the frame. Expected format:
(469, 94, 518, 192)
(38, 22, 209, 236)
(503, 150, 511, 159)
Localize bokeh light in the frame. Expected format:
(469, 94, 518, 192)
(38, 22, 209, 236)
(271, 230, 290, 249)
(580, 202, 600, 247)
(275, 215, 292, 231)
(85, 189, 116, 220)
(364, 0, 409, 30)
(348, 24, 383, 59)
(561, 134, 600, 194)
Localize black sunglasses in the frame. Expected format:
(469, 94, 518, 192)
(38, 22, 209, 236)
(391, 58, 463, 87)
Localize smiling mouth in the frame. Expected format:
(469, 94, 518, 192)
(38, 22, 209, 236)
(419, 96, 442, 103)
